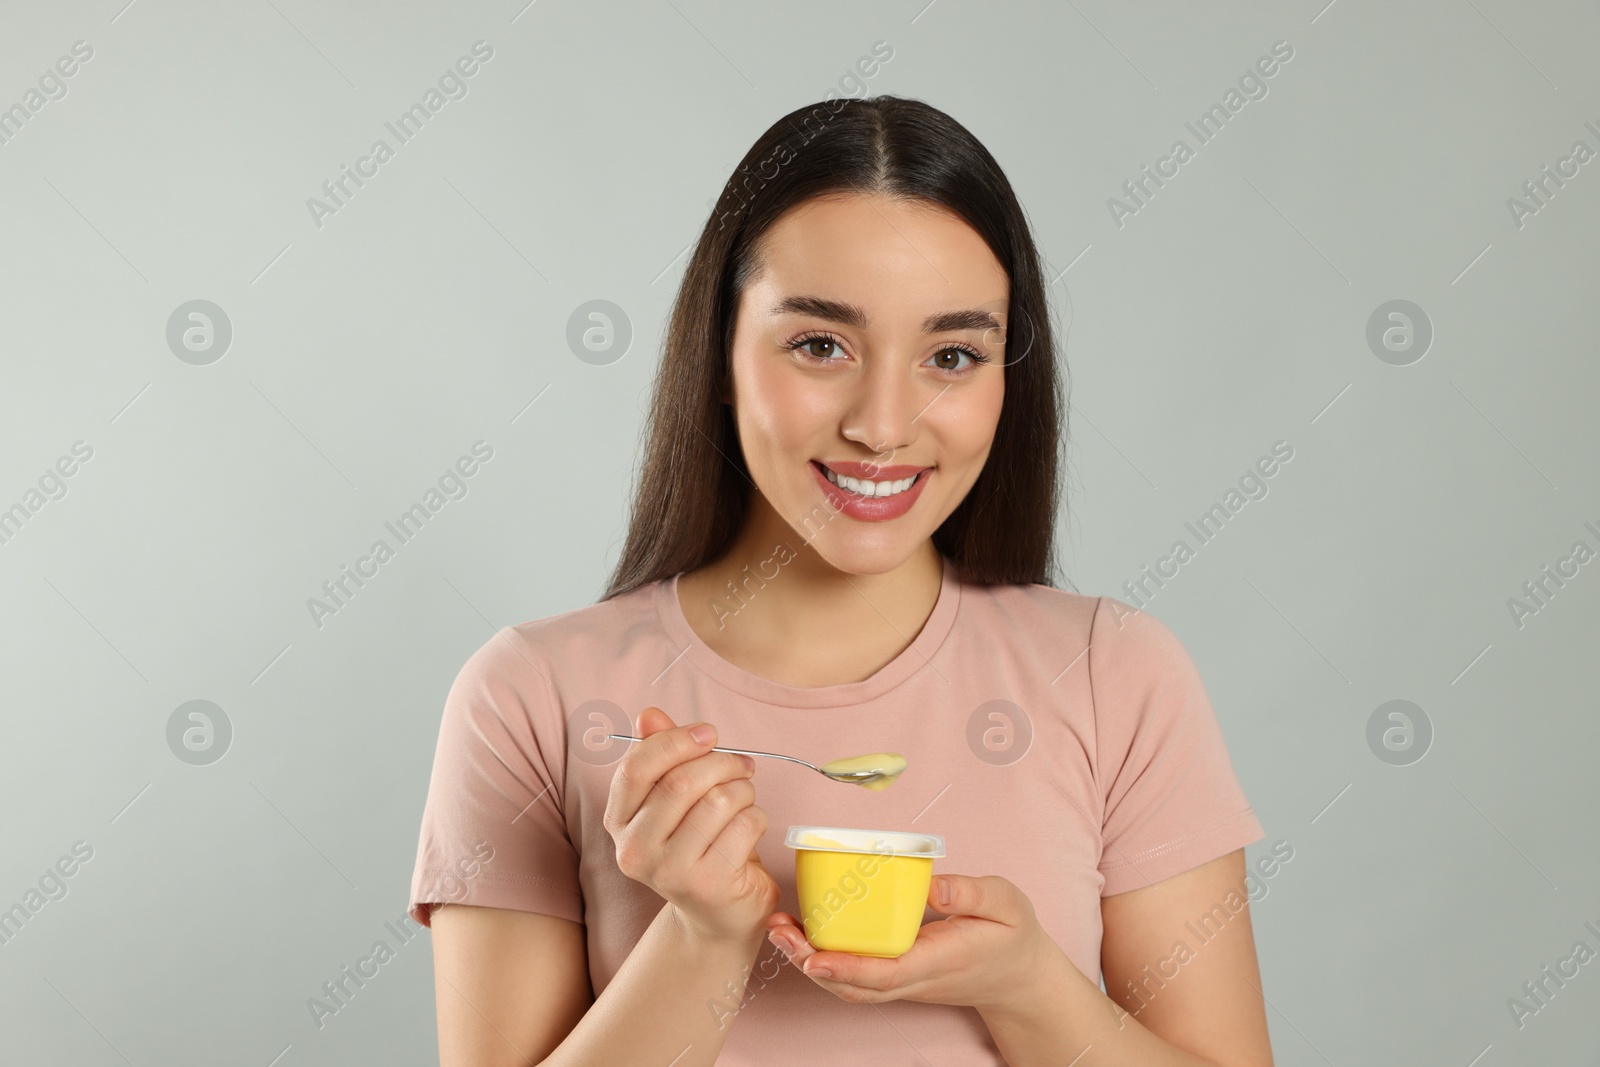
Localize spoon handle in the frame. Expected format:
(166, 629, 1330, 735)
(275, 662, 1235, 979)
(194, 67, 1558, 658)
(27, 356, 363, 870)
(604, 734, 821, 773)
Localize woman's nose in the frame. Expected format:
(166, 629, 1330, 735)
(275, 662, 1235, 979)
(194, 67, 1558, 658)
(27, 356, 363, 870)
(839, 361, 927, 456)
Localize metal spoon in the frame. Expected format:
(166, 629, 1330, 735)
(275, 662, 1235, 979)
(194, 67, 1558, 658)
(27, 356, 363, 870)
(604, 734, 896, 788)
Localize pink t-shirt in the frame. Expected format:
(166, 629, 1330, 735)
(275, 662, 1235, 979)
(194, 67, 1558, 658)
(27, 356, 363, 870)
(408, 554, 1264, 1064)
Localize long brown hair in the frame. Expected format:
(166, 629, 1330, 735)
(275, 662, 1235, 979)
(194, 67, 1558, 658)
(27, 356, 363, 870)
(600, 94, 1069, 601)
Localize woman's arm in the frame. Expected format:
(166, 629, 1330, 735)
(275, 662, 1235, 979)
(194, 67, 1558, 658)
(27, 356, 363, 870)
(434, 899, 768, 1067)
(545, 902, 768, 1066)
(975, 849, 1274, 1066)
(431, 905, 591, 1066)
(430, 707, 781, 1065)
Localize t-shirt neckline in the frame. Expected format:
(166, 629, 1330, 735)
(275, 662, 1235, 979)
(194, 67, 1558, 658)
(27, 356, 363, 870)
(653, 554, 961, 708)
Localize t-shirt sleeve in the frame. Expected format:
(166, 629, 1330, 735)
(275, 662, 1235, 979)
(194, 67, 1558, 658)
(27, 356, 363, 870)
(1089, 596, 1265, 896)
(407, 625, 584, 929)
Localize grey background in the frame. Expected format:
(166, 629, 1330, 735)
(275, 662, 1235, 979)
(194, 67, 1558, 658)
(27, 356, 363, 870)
(1, 0, 1596, 1063)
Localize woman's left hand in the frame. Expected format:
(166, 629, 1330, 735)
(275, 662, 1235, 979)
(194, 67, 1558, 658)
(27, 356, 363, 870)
(765, 874, 1055, 1013)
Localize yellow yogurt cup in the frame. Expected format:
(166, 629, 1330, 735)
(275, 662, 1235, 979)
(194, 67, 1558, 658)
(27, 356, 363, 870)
(783, 825, 946, 958)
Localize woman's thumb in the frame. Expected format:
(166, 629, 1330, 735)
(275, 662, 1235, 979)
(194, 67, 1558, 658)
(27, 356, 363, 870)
(636, 705, 674, 737)
(936, 875, 1034, 926)
(929, 874, 1004, 918)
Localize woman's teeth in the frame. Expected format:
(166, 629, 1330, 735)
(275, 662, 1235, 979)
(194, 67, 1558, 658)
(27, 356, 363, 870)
(822, 465, 920, 497)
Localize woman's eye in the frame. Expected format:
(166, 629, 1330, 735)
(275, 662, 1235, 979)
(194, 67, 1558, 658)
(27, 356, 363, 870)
(798, 337, 839, 360)
(929, 346, 981, 373)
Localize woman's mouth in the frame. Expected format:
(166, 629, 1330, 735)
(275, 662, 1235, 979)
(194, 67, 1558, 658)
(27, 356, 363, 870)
(809, 460, 933, 522)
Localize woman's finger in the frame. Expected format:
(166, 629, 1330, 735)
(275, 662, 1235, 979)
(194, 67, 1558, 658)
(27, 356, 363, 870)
(768, 922, 818, 966)
(602, 710, 715, 831)
(624, 750, 753, 852)
(657, 773, 757, 871)
(697, 795, 768, 871)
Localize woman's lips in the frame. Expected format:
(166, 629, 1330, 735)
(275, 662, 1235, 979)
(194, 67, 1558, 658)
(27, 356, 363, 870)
(816, 460, 931, 481)
(809, 460, 931, 522)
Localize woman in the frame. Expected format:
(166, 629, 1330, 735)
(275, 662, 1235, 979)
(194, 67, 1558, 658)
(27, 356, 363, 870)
(409, 95, 1274, 1066)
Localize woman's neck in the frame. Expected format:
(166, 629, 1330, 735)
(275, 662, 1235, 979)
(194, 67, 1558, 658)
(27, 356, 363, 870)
(675, 498, 944, 687)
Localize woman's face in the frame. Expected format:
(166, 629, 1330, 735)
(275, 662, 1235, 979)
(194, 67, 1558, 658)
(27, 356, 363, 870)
(725, 192, 1009, 575)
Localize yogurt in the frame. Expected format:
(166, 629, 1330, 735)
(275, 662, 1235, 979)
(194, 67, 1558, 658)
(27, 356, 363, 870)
(784, 825, 947, 957)
(819, 751, 907, 791)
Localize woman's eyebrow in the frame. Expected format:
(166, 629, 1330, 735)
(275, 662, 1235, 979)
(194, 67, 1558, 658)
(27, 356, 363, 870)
(768, 294, 1001, 334)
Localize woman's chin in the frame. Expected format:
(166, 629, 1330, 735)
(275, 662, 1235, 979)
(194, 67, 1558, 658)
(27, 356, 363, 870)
(808, 538, 930, 580)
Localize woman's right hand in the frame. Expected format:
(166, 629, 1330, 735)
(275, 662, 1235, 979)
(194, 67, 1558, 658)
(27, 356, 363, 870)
(603, 706, 779, 945)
